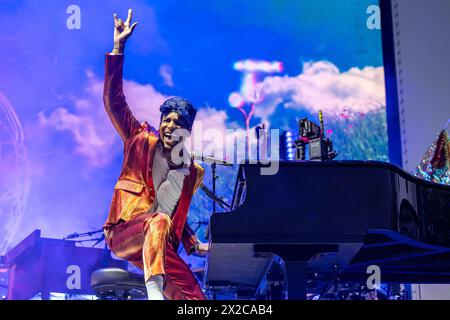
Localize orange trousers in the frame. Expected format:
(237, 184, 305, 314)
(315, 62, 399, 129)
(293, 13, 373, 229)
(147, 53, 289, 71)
(106, 213, 206, 300)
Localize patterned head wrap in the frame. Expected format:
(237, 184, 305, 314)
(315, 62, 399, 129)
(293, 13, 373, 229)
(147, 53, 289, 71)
(159, 97, 197, 131)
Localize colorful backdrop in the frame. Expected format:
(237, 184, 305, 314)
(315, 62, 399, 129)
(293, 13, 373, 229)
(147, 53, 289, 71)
(0, 0, 387, 271)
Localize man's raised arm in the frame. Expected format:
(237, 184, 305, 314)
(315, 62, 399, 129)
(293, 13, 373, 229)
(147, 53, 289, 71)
(104, 9, 140, 141)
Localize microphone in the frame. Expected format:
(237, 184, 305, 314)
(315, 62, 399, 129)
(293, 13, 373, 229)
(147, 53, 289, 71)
(199, 183, 231, 210)
(191, 152, 233, 166)
(63, 229, 103, 240)
(64, 232, 79, 240)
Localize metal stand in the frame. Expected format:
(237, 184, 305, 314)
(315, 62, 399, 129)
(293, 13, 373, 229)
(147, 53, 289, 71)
(212, 162, 217, 213)
(254, 243, 338, 300)
(284, 262, 307, 300)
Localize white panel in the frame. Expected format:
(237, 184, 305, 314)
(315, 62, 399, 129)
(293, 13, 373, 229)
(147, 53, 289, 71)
(392, 0, 450, 299)
(392, 0, 450, 171)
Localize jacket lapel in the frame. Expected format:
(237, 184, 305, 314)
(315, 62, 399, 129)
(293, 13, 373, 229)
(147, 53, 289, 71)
(145, 133, 159, 199)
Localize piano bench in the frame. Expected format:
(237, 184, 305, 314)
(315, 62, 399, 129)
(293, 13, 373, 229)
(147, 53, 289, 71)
(90, 268, 147, 300)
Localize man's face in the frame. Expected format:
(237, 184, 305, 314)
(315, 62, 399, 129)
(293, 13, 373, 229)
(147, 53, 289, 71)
(159, 112, 188, 151)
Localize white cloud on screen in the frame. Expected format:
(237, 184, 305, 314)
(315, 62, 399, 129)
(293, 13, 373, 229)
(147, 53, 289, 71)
(159, 64, 175, 87)
(38, 61, 386, 166)
(255, 61, 386, 121)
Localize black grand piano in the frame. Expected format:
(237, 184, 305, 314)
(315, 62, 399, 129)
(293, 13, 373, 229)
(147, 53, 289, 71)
(204, 161, 450, 300)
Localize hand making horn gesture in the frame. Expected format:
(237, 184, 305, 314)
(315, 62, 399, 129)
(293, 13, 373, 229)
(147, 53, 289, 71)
(112, 9, 138, 54)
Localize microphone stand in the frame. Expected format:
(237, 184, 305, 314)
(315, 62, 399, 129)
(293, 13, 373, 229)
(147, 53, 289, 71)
(63, 229, 103, 240)
(212, 162, 217, 213)
(190, 152, 232, 212)
(63, 229, 107, 249)
(200, 183, 230, 210)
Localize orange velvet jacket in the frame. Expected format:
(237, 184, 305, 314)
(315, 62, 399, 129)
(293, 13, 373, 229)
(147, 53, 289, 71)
(103, 53, 204, 254)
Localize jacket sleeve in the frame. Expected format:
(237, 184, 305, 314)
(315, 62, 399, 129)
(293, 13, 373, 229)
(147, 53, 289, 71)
(181, 164, 205, 255)
(103, 53, 141, 141)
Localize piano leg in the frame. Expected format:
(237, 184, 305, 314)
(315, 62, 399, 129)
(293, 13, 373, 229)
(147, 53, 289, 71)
(255, 244, 338, 300)
(284, 262, 307, 300)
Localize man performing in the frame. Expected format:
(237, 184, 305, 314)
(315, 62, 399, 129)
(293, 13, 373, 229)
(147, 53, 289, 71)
(102, 9, 208, 300)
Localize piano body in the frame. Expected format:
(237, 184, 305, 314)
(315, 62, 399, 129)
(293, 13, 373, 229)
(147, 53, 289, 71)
(3, 230, 127, 300)
(205, 161, 450, 299)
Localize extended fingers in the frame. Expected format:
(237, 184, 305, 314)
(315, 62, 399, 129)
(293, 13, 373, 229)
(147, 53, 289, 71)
(125, 9, 133, 25)
(114, 10, 135, 32)
(130, 22, 138, 32)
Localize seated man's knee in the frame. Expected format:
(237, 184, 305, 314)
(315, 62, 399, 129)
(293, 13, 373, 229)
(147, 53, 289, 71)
(151, 213, 172, 231)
